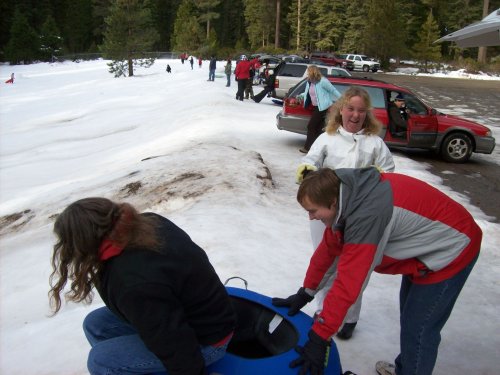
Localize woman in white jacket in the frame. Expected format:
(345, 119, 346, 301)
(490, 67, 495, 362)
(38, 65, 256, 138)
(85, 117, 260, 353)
(296, 86, 395, 339)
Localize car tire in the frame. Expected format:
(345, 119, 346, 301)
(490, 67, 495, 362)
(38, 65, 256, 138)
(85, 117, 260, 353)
(441, 133, 473, 163)
(372, 68, 378, 72)
(363, 65, 370, 72)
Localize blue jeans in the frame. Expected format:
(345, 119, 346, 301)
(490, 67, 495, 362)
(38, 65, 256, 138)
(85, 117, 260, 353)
(226, 74, 231, 86)
(208, 69, 215, 81)
(395, 254, 478, 375)
(83, 307, 229, 375)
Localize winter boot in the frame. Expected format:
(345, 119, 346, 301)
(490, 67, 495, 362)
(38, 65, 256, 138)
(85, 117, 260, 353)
(375, 361, 396, 375)
(337, 322, 357, 340)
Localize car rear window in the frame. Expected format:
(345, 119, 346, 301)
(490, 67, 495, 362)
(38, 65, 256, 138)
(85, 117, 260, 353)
(279, 65, 307, 77)
(333, 84, 386, 108)
(328, 69, 349, 77)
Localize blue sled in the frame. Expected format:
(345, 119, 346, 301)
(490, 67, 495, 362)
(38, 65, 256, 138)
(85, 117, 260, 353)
(206, 287, 342, 374)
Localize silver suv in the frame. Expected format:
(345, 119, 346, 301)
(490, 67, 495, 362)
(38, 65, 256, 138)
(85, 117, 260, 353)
(344, 54, 380, 72)
(273, 62, 351, 99)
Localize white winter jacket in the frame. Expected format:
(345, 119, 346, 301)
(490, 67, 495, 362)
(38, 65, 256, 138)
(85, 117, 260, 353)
(301, 126, 395, 172)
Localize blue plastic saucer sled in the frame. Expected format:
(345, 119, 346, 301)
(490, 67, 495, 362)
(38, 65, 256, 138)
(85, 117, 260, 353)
(206, 286, 342, 375)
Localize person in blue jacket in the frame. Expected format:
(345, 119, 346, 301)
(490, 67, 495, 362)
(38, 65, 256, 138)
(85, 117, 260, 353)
(298, 65, 341, 153)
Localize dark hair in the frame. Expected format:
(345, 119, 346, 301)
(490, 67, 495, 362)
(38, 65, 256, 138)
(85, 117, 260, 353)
(48, 198, 158, 314)
(297, 169, 341, 208)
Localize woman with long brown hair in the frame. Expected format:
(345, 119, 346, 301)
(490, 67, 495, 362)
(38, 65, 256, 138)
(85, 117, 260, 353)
(49, 197, 235, 375)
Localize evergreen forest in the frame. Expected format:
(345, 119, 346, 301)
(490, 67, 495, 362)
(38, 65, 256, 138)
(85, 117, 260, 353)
(1, 0, 499, 73)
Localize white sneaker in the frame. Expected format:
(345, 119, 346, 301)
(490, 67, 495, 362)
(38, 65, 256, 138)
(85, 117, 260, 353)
(375, 361, 396, 375)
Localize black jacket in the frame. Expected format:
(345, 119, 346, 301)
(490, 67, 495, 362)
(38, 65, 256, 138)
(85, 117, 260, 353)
(209, 58, 216, 70)
(97, 213, 236, 375)
(388, 102, 408, 132)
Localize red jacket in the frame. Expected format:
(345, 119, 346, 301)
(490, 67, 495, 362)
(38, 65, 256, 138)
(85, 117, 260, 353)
(234, 60, 252, 80)
(303, 169, 482, 340)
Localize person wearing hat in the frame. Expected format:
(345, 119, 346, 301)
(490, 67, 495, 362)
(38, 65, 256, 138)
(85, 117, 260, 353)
(234, 55, 252, 101)
(388, 93, 408, 137)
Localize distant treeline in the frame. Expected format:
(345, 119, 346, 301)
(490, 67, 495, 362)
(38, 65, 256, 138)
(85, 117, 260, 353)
(1, 0, 499, 69)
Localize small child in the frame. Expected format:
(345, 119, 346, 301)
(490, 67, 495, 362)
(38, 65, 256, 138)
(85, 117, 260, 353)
(166, 65, 171, 73)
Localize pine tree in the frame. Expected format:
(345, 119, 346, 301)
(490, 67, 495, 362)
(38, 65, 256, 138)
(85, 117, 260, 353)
(442, 0, 483, 59)
(148, 0, 182, 51)
(39, 14, 63, 61)
(100, 0, 160, 77)
(4, 8, 40, 64)
(287, 0, 315, 53)
(312, 0, 346, 51)
(215, 0, 246, 49)
(65, 0, 94, 52)
(171, 0, 204, 53)
(194, 0, 220, 40)
(341, 0, 368, 53)
(92, 0, 113, 48)
(244, 0, 275, 49)
(413, 9, 442, 72)
(363, 0, 407, 68)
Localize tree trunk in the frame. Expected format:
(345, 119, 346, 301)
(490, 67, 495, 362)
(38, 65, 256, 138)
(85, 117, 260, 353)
(128, 58, 133, 77)
(296, 0, 301, 51)
(275, 0, 280, 48)
(477, 0, 489, 63)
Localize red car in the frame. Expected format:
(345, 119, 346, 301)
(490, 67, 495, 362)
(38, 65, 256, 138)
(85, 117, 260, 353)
(275, 76, 495, 163)
(310, 52, 354, 71)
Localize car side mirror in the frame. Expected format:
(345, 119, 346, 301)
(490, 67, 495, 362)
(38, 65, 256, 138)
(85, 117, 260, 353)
(430, 108, 437, 115)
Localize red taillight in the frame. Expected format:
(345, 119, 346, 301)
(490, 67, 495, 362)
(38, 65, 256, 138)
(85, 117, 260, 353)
(274, 79, 279, 88)
(283, 98, 300, 115)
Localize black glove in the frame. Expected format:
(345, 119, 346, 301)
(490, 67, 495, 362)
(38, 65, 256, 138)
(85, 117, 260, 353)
(290, 330, 330, 375)
(272, 287, 314, 316)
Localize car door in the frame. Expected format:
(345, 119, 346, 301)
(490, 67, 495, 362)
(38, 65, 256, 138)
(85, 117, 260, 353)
(353, 56, 363, 69)
(404, 94, 439, 148)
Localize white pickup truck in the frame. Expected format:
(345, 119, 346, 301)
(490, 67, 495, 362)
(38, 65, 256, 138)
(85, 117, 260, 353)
(344, 54, 380, 72)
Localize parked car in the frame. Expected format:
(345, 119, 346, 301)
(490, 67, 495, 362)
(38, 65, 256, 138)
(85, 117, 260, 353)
(254, 55, 283, 84)
(275, 76, 495, 163)
(282, 55, 308, 63)
(310, 52, 354, 71)
(273, 62, 351, 99)
(344, 54, 380, 72)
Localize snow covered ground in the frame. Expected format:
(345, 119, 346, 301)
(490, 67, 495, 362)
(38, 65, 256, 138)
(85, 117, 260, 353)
(1, 59, 499, 375)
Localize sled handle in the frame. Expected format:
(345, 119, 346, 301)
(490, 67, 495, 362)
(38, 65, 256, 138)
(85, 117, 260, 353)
(224, 276, 248, 289)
